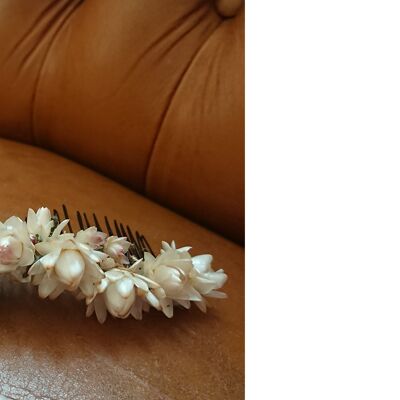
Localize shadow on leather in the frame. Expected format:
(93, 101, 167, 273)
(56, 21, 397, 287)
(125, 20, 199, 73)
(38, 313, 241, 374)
(0, 279, 221, 361)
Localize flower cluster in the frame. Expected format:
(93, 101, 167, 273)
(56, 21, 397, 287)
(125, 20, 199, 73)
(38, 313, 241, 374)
(0, 207, 228, 323)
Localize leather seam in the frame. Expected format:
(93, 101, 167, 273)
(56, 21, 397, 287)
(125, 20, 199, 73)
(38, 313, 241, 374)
(30, 0, 83, 144)
(144, 19, 224, 191)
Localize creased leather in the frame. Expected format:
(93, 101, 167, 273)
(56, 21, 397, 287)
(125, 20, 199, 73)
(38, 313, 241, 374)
(0, 0, 244, 243)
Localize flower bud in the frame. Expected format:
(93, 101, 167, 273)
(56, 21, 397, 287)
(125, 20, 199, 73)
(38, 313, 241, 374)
(55, 250, 85, 289)
(0, 216, 34, 272)
(0, 236, 22, 265)
(104, 276, 136, 318)
(76, 227, 107, 249)
(27, 207, 53, 240)
(103, 236, 130, 264)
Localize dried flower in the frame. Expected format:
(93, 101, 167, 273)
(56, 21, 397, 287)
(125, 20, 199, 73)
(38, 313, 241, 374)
(86, 266, 160, 323)
(26, 207, 54, 242)
(103, 236, 131, 264)
(76, 226, 107, 249)
(28, 235, 106, 300)
(0, 217, 34, 273)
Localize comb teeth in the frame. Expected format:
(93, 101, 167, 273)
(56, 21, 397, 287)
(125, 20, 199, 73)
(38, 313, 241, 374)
(54, 204, 155, 258)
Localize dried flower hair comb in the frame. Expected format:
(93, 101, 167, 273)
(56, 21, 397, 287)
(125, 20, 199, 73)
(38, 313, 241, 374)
(0, 206, 227, 323)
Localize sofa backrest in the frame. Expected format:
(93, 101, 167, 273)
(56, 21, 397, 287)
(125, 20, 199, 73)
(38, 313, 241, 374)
(0, 0, 244, 243)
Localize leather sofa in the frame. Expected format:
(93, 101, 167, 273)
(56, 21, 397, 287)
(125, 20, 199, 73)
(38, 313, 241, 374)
(0, 0, 244, 398)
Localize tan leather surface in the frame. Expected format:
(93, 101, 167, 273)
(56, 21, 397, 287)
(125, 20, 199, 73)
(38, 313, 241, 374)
(146, 10, 244, 243)
(0, 0, 244, 243)
(0, 138, 244, 400)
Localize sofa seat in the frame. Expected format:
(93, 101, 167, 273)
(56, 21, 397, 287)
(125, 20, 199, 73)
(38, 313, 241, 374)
(0, 139, 244, 400)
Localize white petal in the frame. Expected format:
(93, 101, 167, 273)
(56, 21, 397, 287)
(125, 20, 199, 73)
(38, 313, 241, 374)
(55, 250, 85, 287)
(79, 276, 96, 298)
(38, 275, 59, 298)
(83, 258, 104, 281)
(51, 219, 69, 237)
(131, 275, 149, 291)
(97, 277, 109, 293)
(28, 260, 43, 276)
(177, 246, 192, 253)
(40, 250, 61, 270)
(161, 241, 171, 251)
(87, 249, 108, 263)
(35, 241, 56, 256)
(175, 299, 191, 309)
(75, 230, 86, 243)
(192, 254, 213, 273)
(58, 233, 74, 242)
(202, 271, 227, 289)
(0, 236, 23, 261)
(131, 259, 143, 268)
(4, 216, 24, 230)
(104, 282, 135, 317)
(195, 298, 207, 313)
(193, 276, 218, 295)
(160, 298, 173, 318)
(105, 268, 124, 282)
(153, 287, 166, 299)
(86, 302, 94, 317)
(133, 274, 159, 288)
(0, 263, 17, 273)
(145, 291, 160, 309)
(26, 208, 37, 235)
(116, 277, 135, 299)
(173, 285, 202, 301)
(42, 221, 54, 239)
(37, 207, 51, 226)
(130, 299, 143, 320)
(206, 290, 228, 299)
(144, 252, 156, 263)
(94, 296, 107, 323)
(18, 248, 35, 267)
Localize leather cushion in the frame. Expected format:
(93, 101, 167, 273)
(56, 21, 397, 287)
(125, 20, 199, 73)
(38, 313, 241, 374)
(0, 139, 244, 399)
(0, 0, 244, 243)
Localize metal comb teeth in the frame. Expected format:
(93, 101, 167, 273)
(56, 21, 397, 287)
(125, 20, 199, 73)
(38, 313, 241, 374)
(54, 204, 155, 260)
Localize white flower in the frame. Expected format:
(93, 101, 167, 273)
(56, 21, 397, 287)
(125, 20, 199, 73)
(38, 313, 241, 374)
(162, 242, 228, 295)
(0, 204, 229, 322)
(145, 242, 201, 301)
(191, 254, 228, 297)
(103, 236, 131, 264)
(76, 226, 107, 249)
(189, 254, 228, 312)
(26, 207, 54, 242)
(102, 269, 136, 318)
(0, 205, 229, 323)
(0, 217, 34, 273)
(86, 265, 160, 323)
(143, 242, 204, 318)
(160, 241, 192, 254)
(28, 235, 106, 301)
(143, 242, 228, 315)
